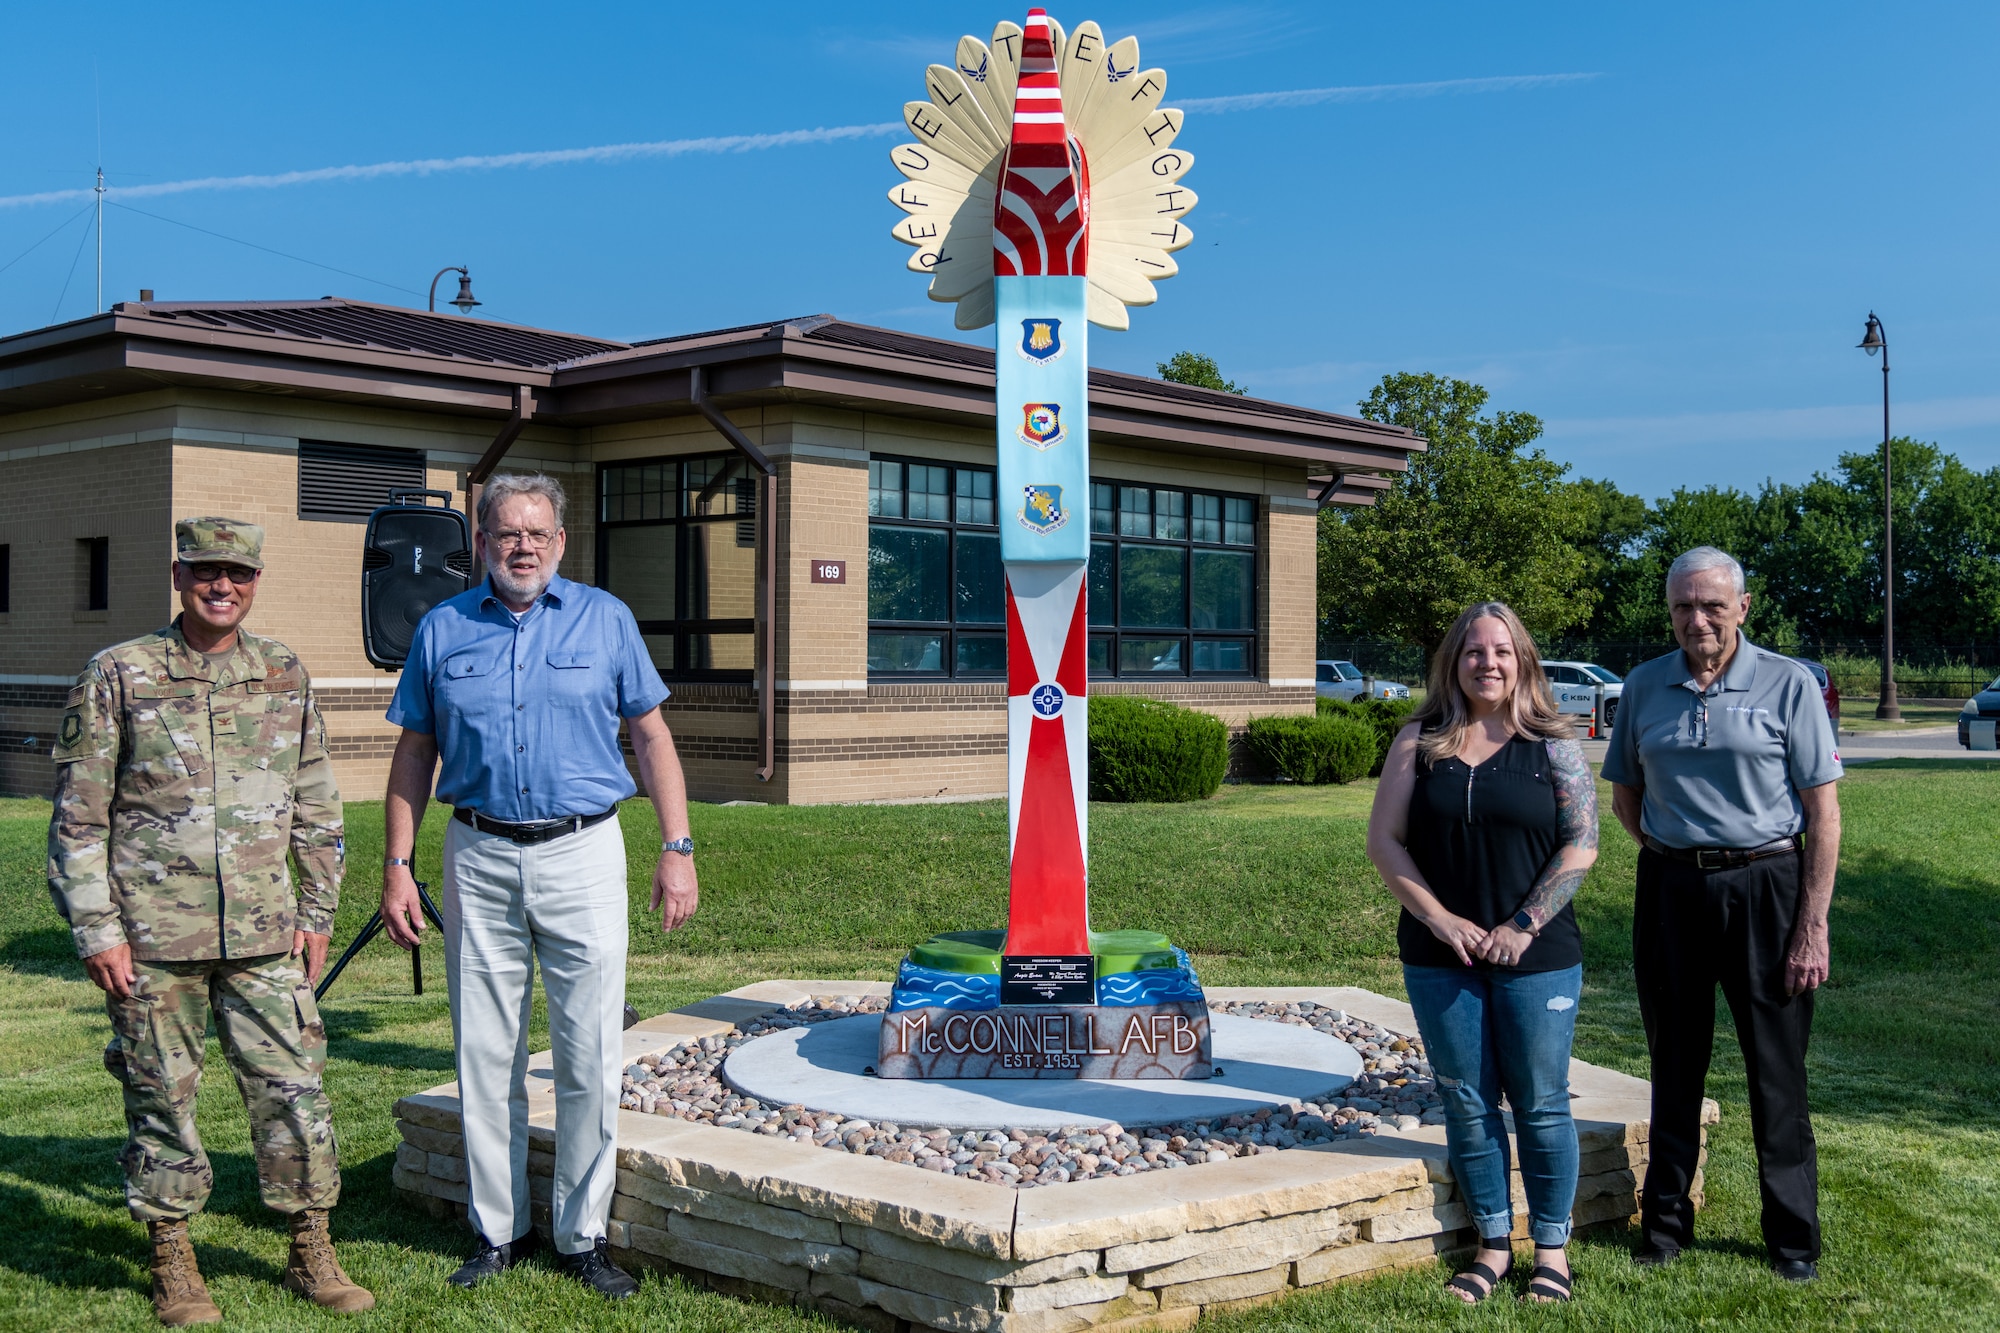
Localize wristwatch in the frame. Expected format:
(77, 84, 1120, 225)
(1512, 910, 1539, 935)
(663, 837, 695, 856)
(385, 857, 412, 870)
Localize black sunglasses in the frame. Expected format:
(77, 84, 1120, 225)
(182, 562, 259, 586)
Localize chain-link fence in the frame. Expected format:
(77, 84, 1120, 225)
(1317, 631, 2000, 699)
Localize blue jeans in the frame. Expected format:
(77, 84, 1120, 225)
(1404, 963, 1582, 1249)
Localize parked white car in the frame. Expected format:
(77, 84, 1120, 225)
(1542, 660, 1622, 726)
(1315, 660, 1412, 703)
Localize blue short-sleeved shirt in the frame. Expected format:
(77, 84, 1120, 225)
(386, 573, 669, 821)
(1602, 634, 1842, 849)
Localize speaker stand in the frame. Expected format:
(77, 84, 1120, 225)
(314, 882, 446, 1002)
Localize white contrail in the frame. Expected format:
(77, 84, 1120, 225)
(0, 123, 904, 209)
(0, 74, 1597, 210)
(1179, 72, 1600, 113)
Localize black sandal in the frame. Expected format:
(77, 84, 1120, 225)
(1446, 1247, 1511, 1304)
(1523, 1264, 1573, 1303)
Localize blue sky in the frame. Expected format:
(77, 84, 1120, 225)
(2, 2, 1994, 499)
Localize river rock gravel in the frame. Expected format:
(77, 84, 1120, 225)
(617, 995, 1445, 1189)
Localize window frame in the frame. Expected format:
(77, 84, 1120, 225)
(1089, 479, 1260, 680)
(865, 454, 1006, 680)
(595, 452, 757, 682)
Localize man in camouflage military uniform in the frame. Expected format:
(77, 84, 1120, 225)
(47, 518, 375, 1325)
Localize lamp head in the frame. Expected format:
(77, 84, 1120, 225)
(1858, 312, 1884, 356)
(451, 271, 481, 315)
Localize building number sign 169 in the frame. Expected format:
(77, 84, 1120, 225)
(810, 559, 846, 584)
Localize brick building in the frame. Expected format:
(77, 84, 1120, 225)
(0, 299, 1423, 804)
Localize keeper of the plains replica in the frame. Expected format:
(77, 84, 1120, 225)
(882, 9, 1207, 1079)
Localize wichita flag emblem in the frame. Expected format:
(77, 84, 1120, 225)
(1020, 484, 1067, 532)
(1019, 318, 1065, 363)
(1018, 403, 1067, 450)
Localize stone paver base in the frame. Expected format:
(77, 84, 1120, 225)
(393, 982, 1712, 1331)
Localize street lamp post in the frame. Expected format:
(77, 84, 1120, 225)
(1858, 312, 1901, 720)
(428, 266, 482, 315)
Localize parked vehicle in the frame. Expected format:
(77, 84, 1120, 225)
(1958, 674, 2000, 749)
(1314, 660, 1411, 703)
(1541, 660, 1622, 727)
(1789, 658, 1841, 725)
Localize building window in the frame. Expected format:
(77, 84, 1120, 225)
(597, 454, 756, 679)
(866, 457, 1004, 676)
(298, 441, 427, 521)
(1088, 482, 1257, 678)
(79, 536, 109, 611)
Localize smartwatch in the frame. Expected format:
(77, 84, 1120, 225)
(1512, 910, 1539, 936)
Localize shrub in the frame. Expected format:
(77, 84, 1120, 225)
(1088, 696, 1229, 802)
(1318, 696, 1418, 775)
(1245, 713, 1377, 784)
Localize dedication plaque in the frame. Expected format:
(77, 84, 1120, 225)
(1001, 955, 1096, 1006)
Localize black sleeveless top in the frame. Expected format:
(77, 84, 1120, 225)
(1397, 732, 1582, 972)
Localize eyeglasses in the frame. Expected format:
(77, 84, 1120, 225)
(1690, 692, 1708, 748)
(182, 563, 258, 586)
(484, 528, 557, 550)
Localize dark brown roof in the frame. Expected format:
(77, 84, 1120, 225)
(132, 298, 627, 370)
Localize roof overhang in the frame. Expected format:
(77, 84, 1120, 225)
(0, 303, 1425, 492)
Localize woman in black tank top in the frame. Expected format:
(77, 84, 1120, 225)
(1366, 602, 1599, 1305)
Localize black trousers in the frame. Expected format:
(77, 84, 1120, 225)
(1633, 847, 1820, 1264)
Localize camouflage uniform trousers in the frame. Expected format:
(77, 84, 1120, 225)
(104, 951, 341, 1222)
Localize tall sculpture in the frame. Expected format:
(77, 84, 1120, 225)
(879, 11, 1206, 1077)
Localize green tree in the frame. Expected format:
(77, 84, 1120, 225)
(1318, 373, 1596, 660)
(1156, 351, 1245, 394)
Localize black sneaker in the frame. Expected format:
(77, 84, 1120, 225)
(447, 1229, 544, 1288)
(558, 1238, 639, 1300)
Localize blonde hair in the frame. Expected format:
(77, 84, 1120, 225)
(1410, 601, 1571, 763)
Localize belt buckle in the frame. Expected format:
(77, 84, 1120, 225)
(1695, 848, 1725, 870)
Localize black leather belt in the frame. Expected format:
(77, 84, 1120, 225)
(453, 806, 617, 845)
(1643, 834, 1798, 869)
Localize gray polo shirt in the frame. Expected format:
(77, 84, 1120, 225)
(1603, 635, 1842, 849)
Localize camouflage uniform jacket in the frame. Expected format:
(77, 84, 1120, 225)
(47, 619, 344, 961)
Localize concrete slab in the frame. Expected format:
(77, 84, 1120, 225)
(718, 1012, 1362, 1132)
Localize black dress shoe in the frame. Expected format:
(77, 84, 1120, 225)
(1772, 1259, 1818, 1283)
(447, 1229, 544, 1288)
(1632, 1244, 1681, 1267)
(559, 1238, 639, 1300)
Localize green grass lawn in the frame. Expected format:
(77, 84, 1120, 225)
(1836, 701, 1968, 732)
(1, 762, 1996, 1332)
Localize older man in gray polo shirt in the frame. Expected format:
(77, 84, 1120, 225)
(1603, 546, 1841, 1283)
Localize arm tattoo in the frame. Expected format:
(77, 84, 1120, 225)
(1518, 738, 1599, 930)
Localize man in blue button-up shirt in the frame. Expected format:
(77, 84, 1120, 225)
(379, 474, 696, 1300)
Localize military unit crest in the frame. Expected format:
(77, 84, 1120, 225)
(1018, 318, 1065, 362)
(1017, 402, 1067, 450)
(1019, 484, 1067, 533)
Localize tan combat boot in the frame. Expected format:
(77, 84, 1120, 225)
(147, 1219, 222, 1326)
(280, 1209, 376, 1313)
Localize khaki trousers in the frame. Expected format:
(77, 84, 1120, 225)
(441, 814, 628, 1255)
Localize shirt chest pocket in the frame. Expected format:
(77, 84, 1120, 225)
(545, 651, 600, 709)
(437, 653, 497, 704)
(237, 672, 305, 773)
(125, 681, 206, 784)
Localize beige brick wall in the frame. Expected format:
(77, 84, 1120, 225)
(2, 386, 1330, 802)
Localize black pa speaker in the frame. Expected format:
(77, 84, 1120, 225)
(362, 490, 472, 668)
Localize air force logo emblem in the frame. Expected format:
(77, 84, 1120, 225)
(1019, 318, 1064, 363)
(1018, 403, 1067, 450)
(1019, 484, 1068, 533)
